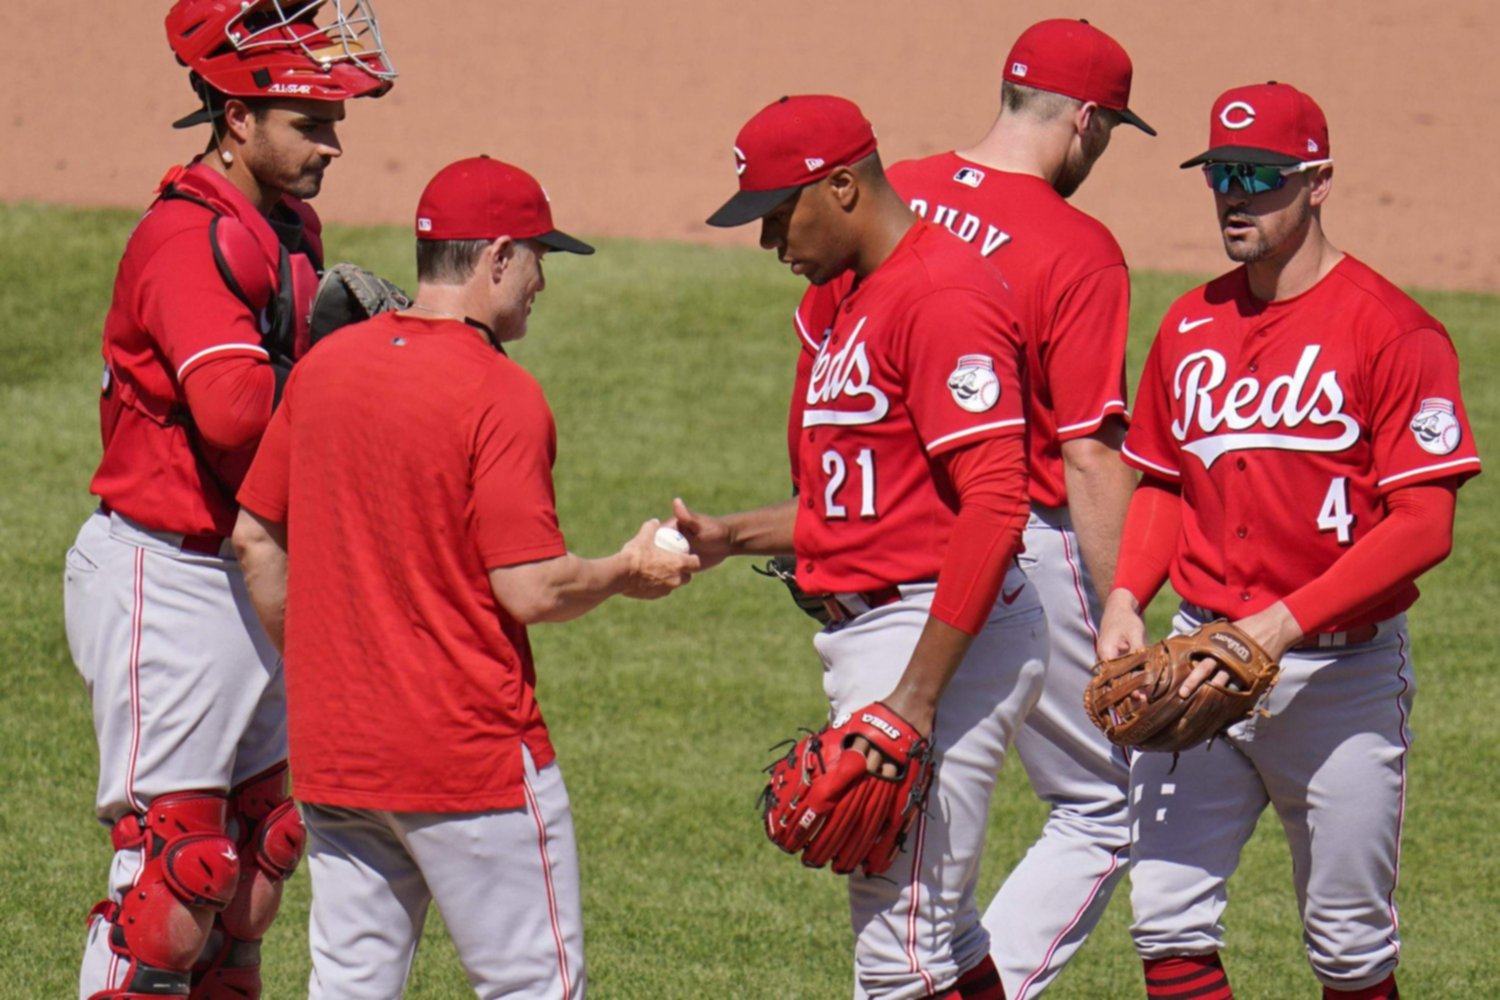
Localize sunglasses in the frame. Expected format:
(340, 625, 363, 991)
(1203, 159, 1332, 194)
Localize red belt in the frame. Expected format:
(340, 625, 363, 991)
(822, 585, 906, 624)
(1290, 624, 1380, 651)
(1186, 603, 1381, 651)
(99, 503, 230, 557)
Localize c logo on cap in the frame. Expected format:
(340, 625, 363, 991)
(734, 146, 747, 176)
(1219, 101, 1256, 130)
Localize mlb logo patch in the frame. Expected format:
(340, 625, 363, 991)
(417, 218, 433, 233)
(1011, 61, 1028, 77)
(953, 166, 985, 188)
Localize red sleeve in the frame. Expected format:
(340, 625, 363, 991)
(180, 354, 276, 451)
(469, 366, 568, 569)
(1282, 481, 1456, 634)
(1046, 264, 1131, 440)
(1112, 475, 1182, 608)
(902, 288, 1026, 456)
(1367, 328, 1481, 492)
(137, 229, 270, 382)
(1120, 328, 1181, 478)
(927, 434, 1029, 635)
(236, 392, 292, 523)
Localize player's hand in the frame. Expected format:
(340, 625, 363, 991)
(1096, 588, 1149, 661)
(620, 519, 699, 599)
(1229, 601, 1302, 664)
(670, 497, 734, 571)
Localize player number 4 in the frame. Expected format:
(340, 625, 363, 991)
(1316, 476, 1354, 545)
(822, 448, 877, 519)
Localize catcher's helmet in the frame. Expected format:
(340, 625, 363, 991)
(166, 0, 396, 126)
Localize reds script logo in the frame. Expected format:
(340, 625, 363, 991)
(1171, 345, 1358, 466)
(803, 317, 891, 427)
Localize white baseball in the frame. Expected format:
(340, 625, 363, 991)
(654, 526, 691, 554)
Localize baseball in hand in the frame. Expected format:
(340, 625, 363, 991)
(654, 525, 691, 554)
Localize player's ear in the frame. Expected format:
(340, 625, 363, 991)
(220, 98, 256, 146)
(1308, 164, 1334, 208)
(486, 236, 515, 284)
(827, 166, 860, 213)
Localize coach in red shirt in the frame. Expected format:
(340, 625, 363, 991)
(234, 156, 696, 998)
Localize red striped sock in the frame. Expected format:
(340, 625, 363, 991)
(1143, 954, 1233, 1000)
(1323, 974, 1398, 1000)
(918, 955, 1005, 1000)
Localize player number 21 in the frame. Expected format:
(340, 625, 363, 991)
(1316, 476, 1354, 545)
(822, 448, 877, 519)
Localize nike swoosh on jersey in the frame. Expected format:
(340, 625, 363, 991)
(1177, 316, 1215, 333)
(1001, 584, 1025, 605)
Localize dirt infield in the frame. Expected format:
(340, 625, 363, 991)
(3, 1, 1494, 292)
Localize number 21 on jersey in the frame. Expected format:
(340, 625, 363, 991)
(822, 447, 876, 519)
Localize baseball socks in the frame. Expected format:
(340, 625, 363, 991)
(1143, 954, 1233, 1000)
(922, 955, 1005, 999)
(1324, 974, 1399, 999)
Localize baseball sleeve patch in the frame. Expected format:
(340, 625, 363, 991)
(1409, 397, 1462, 455)
(947, 354, 1000, 413)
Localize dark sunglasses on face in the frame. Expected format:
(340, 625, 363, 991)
(1203, 159, 1331, 194)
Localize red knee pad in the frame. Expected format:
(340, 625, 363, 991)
(109, 792, 239, 978)
(230, 763, 306, 881)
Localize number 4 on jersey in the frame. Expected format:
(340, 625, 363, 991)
(822, 448, 877, 519)
(1317, 477, 1355, 545)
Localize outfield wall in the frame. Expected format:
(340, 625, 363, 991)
(2, 0, 1493, 292)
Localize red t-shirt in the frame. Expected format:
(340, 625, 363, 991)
(888, 154, 1132, 507)
(1123, 256, 1481, 627)
(238, 313, 567, 812)
(787, 222, 1027, 594)
(91, 161, 308, 537)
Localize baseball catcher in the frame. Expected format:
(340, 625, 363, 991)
(760, 702, 934, 877)
(1084, 620, 1280, 753)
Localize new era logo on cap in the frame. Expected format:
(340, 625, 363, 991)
(1001, 19, 1155, 135)
(1182, 82, 1331, 168)
(706, 95, 879, 228)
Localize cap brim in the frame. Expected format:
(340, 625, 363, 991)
(1118, 108, 1156, 137)
(172, 107, 217, 129)
(705, 184, 804, 228)
(535, 229, 595, 255)
(1179, 145, 1302, 169)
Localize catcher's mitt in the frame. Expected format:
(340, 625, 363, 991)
(752, 555, 831, 625)
(760, 702, 933, 876)
(308, 262, 412, 346)
(1084, 619, 1280, 753)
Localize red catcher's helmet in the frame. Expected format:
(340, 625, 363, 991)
(166, 0, 396, 124)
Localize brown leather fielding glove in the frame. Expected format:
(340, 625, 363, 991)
(1084, 619, 1281, 753)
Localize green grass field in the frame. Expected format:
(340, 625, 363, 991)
(1, 202, 1496, 998)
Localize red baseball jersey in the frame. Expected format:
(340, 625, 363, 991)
(788, 222, 1027, 594)
(888, 154, 1132, 507)
(90, 161, 308, 537)
(238, 313, 565, 813)
(1124, 256, 1481, 627)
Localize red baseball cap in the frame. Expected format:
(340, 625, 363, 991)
(706, 95, 879, 228)
(1180, 82, 1330, 168)
(415, 156, 594, 254)
(1003, 19, 1155, 136)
